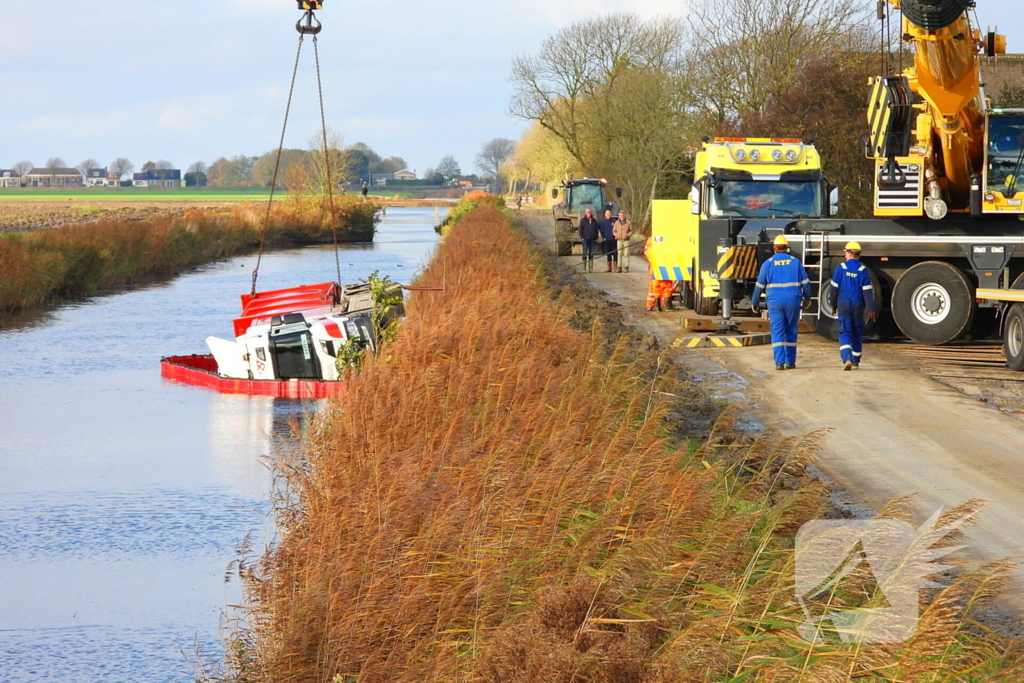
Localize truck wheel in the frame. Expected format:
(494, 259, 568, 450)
(694, 275, 718, 316)
(681, 279, 695, 310)
(807, 257, 842, 340)
(1005, 304, 1024, 371)
(553, 220, 573, 256)
(892, 261, 975, 345)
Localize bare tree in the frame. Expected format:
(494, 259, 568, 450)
(475, 138, 515, 185)
(297, 128, 354, 199)
(688, 0, 867, 121)
(110, 157, 134, 179)
(12, 161, 33, 177)
(45, 157, 67, 184)
(76, 158, 100, 177)
(187, 161, 208, 175)
(436, 155, 461, 181)
(155, 159, 175, 170)
(509, 14, 687, 168)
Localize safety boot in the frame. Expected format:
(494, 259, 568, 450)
(843, 360, 853, 371)
(662, 297, 674, 311)
(785, 363, 796, 369)
(606, 262, 612, 272)
(776, 364, 785, 371)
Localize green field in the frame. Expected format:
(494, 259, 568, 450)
(0, 187, 273, 202)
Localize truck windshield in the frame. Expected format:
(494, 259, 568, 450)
(710, 181, 822, 218)
(569, 183, 604, 211)
(272, 330, 320, 379)
(986, 114, 1024, 196)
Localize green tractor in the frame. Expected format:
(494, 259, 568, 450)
(551, 178, 622, 256)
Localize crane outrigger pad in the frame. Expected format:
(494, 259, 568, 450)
(675, 332, 772, 348)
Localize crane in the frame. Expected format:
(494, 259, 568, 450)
(866, 0, 1020, 221)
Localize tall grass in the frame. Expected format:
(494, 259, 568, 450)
(216, 206, 1022, 683)
(0, 196, 378, 311)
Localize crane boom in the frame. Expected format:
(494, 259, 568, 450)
(866, 0, 1021, 220)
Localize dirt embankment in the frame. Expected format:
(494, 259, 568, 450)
(0, 200, 238, 232)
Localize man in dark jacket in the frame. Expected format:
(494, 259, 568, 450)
(578, 208, 600, 273)
(600, 209, 618, 272)
(828, 241, 876, 370)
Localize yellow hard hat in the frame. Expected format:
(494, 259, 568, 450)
(773, 235, 789, 246)
(845, 241, 861, 251)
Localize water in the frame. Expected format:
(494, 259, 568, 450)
(0, 208, 441, 682)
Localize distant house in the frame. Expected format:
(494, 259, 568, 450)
(457, 180, 473, 189)
(24, 168, 83, 187)
(371, 173, 394, 188)
(133, 169, 182, 188)
(0, 169, 20, 188)
(86, 168, 118, 187)
(393, 169, 416, 181)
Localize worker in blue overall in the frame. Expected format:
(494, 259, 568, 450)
(751, 235, 812, 370)
(828, 241, 876, 371)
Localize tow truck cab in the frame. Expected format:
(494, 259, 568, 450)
(648, 138, 837, 314)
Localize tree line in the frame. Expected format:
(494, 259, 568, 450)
(7, 137, 523, 191)
(503, 0, 883, 226)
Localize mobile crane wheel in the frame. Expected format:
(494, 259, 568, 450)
(891, 261, 975, 345)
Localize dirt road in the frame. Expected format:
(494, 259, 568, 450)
(520, 211, 1024, 622)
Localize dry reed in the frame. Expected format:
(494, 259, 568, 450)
(0, 196, 377, 311)
(218, 205, 1022, 683)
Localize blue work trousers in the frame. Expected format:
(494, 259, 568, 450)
(838, 302, 865, 365)
(768, 300, 801, 365)
(582, 238, 597, 263)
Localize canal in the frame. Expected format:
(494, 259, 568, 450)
(0, 207, 441, 682)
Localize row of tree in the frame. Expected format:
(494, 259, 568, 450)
(503, 0, 881, 225)
(8, 136, 522, 192)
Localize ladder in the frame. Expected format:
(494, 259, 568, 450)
(801, 231, 830, 319)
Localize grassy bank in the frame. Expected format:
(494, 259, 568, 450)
(218, 205, 1022, 682)
(0, 197, 377, 311)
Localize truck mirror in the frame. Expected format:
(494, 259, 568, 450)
(689, 185, 700, 215)
(551, 188, 558, 199)
(615, 187, 622, 198)
(829, 185, 839, 216)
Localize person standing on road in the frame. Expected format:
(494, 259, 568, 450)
(579, 208, 600, 273)
(361, 182, 369, 201)
(612, 210, 633, 273)
(600, 209, 618, 272)
(828, 241, 876, 371)
(644, 237, 674, 312)
(751, 235, 812, 370)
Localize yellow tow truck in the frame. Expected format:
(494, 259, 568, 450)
(648, 137, 836, 316)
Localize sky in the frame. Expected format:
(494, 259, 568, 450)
(1, 0, 1021, 177)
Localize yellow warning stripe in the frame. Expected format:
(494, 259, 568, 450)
(977, 288, 1024, 302)
(675, 333, 772, 348)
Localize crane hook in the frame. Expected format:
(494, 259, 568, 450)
(296, 1, 323, 34)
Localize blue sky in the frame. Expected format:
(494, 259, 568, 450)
(1, 0, 1020, 176)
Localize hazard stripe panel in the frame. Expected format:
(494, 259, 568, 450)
(675, 333, 772, 348)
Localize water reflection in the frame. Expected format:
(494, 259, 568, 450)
(0, 207, 440, 682)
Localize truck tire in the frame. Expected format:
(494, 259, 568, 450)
(694, 274, 718, 316)
(806, 258, 884, 340)
(892, 261, 976, 345)
(554, 220, 573, 256)
(1005, 303, 1024, 371)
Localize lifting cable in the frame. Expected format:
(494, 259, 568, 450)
(251, 4, 342, 297)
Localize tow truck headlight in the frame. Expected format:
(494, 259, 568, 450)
(771, 149, 783, 161)
(749, 149, 761, 161)
(735, 148, 746, 160)
(785, 149, 797, 161)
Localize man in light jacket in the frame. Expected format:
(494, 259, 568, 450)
(612, 210, 634, 273)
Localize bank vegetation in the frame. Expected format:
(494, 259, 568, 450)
(210, 205, 1023, 682)
(0, 195, 377, 311)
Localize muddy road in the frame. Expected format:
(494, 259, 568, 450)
(520, 210, 1024, 623)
